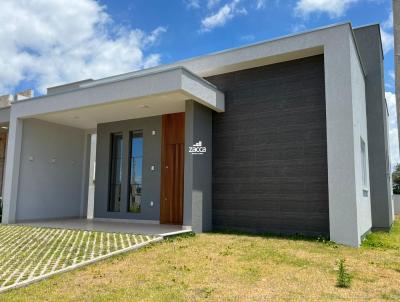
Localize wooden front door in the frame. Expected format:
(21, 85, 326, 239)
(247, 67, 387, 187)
(160, 113, 185, 225)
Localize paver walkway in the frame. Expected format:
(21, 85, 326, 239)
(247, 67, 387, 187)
(0, 225, 161, 292)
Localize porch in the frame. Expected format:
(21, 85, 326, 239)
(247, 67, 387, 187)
(1, 67, 224, 233)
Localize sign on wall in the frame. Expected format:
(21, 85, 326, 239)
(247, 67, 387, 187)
(189, 141, 207, 155)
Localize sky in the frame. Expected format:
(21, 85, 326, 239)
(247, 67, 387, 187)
(0, 0, 397, 166)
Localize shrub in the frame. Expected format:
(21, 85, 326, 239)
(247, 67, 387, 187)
(393, 184, 400, 195)
(392, 164, 400, 194)
(336, 259, 352, 288)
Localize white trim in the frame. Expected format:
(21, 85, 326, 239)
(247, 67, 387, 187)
(158, 229, 192, 237)
(182, 225, 192, 230)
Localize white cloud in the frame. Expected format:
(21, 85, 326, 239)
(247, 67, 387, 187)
(0, 0, 166, 94)
(291, 23, 307, 33)
(295, 0, 358, 18)
(207, 0, 221, 9)
(255, 0, 267, 9)
(200, 0, 247, 32)
(381, 29, 394, 54)
(382, 10, 393, 30)
(381, 11, 394, 54)
(386, 92, 400, 169)
(389, 70, 395, 81)
(184, 0, 201, 9)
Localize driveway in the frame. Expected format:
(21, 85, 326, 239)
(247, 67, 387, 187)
(0, 225, 162, 292)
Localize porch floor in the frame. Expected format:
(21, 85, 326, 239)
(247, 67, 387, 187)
(17, 219, 190, 237)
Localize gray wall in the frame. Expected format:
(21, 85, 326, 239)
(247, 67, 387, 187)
(16, 119, 85, 221)
(354, 25, 393, 229)
(349, 32, 372, 238)
(183, 100, 213, 232)
(394, 195, 400, 214)
(206, 55, 329, 236)
(94, 116, 161, 221)
(0, 107, 10, 124)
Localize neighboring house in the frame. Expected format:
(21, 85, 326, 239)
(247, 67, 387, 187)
(0, 23, 394, 247)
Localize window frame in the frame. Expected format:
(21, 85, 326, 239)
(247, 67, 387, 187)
(108, 132, 123, 212)
(127, 130, 144, 213)
(360, 137, 368, 190)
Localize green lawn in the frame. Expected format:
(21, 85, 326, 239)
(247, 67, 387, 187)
(1, 217, 399, 301)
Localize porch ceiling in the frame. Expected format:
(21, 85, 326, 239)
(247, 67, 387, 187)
(11, 67, 224, 129)
(35, 91, 189, 129)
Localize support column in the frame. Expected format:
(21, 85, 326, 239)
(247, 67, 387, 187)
(325, 26, 371, 246)
(80, 132, 92, 218)
(183, 100, 213, 232)
(1, 116, 23, 224)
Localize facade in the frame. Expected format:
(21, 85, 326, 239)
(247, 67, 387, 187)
(0, 23, 394, 247)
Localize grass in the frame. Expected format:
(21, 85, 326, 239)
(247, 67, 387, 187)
(0, 225, 158, 292)
(0, 217, 399, 301)
(363, 217, 400, 249)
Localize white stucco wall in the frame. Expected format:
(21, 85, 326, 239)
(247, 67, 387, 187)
(15, 119, 85, 221)
(349, 35, 372, 238)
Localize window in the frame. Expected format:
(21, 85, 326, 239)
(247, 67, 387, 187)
(128, 131, 143, 213)
(108, 133, 123, 212)
(361, 138, 368, 188)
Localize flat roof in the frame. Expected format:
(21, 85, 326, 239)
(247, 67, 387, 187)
(18, 22, 372, 102)
(10, 67, 224, 129)
(80, 22, 365, 89)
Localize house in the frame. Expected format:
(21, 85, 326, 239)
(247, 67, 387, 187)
(0, 22, 394, 247)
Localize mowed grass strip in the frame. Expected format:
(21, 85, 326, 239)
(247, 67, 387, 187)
(1, 218, 400, 301)
(0, 226, 158, 292)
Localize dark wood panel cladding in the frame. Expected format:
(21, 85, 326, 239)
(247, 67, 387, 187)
(205, 55, 329, 236)
(160, 113, 185, 225)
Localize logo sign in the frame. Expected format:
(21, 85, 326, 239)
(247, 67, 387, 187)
(189, 141, 207, 155)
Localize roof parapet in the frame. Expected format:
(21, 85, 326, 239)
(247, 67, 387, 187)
(0, 89, 34, 107)
(0, 94, 13, 108)
(15, 89, 34, 101)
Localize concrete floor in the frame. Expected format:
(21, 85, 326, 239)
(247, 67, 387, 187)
(18, 219, 190, 236)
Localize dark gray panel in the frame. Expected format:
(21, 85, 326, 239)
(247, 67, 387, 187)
(94, 116, 162, 221)
(206, 55, 329, 236)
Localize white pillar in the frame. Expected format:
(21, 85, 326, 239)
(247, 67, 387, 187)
(2, 116, 23, 224)
(325, 26, 369, 246)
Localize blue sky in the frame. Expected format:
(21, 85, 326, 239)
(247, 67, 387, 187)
(0, 0, 397, 165)
(100, 0, 394, 76)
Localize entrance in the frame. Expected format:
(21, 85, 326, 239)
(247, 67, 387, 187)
(160, 113, 185, 225)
